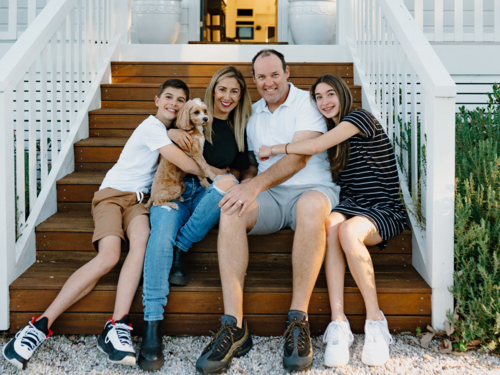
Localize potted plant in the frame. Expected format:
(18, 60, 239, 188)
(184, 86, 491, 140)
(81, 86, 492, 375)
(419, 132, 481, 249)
(132, 0, 182, 44)
(289, 0, 336, 44)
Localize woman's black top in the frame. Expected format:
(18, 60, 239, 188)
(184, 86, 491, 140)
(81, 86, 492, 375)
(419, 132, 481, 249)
(332, 109, 406, 250)
(203, 117, 249, 171)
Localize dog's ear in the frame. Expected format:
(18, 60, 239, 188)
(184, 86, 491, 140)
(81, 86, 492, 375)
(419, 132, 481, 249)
(176, 100, 191, 129)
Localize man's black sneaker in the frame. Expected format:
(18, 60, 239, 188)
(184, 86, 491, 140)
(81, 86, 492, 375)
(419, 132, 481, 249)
(138, 320, 164, 371)
(169, 246, 188, 286)
(97, 315, 136, 366)
(2, 316, 52, 370)
(196, 315, 253, 374)
(283, 310, 313, 372)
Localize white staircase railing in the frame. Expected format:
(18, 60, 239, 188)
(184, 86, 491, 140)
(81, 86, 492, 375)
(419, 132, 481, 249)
(407, 0, 500, 42)
(0, 0, 131, 330)
(0, 0, 48, 40)
(338, 0, 457, 329)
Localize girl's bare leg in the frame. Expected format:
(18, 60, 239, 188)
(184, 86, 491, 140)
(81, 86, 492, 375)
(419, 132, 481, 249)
(338, 216, 383, 321)
(40, 236, 122, 328)
(324, 212, 348, 322)
(113, 214, 150, 320)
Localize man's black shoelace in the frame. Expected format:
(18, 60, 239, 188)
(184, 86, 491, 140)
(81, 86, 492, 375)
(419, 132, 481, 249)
(283, 319, 309, 350)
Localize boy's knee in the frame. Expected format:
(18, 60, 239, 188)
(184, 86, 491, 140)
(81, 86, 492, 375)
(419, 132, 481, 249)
(96, 251, 120, 273)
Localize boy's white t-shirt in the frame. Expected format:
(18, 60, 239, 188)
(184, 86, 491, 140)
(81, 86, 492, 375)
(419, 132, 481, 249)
(246, 83, 336, 188)
(100, 116, 172, 193)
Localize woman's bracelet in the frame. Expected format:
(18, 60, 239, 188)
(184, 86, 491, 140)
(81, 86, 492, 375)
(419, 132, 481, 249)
(285, 143, 289, 155)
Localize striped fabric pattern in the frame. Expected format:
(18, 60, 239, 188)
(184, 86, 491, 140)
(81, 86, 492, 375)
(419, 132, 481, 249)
(333, 110, 406, 250)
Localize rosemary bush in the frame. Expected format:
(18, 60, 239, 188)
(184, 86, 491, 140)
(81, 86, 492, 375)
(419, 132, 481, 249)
(450, 84, 500, 351)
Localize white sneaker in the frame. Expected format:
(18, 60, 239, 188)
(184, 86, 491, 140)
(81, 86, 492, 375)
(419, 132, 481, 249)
(323, 317, 354, 367)
(361, 311, 393, 366)
(2, 317, 52, 370)
(97, 315, 136, 366)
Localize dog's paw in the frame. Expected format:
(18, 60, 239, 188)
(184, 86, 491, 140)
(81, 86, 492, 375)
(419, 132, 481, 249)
(165, 202, 179, 210)
(200, 178, 210, 188)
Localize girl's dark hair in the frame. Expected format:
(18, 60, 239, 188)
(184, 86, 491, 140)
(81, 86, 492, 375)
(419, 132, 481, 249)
(310, 74, 353, 182)
(157, 79, 189, 100)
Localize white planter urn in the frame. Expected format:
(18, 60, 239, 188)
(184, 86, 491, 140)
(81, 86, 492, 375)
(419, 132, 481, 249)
(132, 0, 182, 44)
(288, 0, 336, 45)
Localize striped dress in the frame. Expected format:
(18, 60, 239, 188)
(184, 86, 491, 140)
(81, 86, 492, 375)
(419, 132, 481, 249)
(332, 109, 406, 250)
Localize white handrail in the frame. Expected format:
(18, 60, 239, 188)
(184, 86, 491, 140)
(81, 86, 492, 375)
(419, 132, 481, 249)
(340, 0, 456, 329)
(0, 0, 131, 330)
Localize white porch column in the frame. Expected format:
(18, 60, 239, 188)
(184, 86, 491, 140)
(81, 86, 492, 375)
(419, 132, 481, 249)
(336, 0, 352, 45)
(425, 94, 456, 330)
(115, 0, 132, 44)
(0, 88, 16, 330)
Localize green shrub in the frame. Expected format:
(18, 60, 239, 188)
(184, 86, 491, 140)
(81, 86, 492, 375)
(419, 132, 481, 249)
(449, 84, 500, 351)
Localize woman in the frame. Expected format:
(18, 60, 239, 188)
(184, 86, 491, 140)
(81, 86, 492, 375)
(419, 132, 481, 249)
(259, 74, 406, 367)
(139, 66, 252, 371)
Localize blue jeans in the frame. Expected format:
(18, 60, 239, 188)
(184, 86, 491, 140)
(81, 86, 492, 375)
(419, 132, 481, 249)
(142, 175, 230, 321)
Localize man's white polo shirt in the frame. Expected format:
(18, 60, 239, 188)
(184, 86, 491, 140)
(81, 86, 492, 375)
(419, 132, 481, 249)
(246, 83, 336, 188)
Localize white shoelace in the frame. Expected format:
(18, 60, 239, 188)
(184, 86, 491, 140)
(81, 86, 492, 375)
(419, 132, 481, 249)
(16, 322, 46, 352)
(365, 320, 393, 345)
(323, 321, 354, 345)
(114, 323, 134, 348)
(136, 191, 144, 204)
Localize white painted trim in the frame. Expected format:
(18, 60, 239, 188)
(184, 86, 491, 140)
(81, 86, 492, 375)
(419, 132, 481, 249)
(118, 44, 350, 62)
(187, 0, 200, 41)
(0, 88, 16, 330)
(0, 0, 79, 92)
(432, 45, 500, 75)
(2, 36, 121, 331)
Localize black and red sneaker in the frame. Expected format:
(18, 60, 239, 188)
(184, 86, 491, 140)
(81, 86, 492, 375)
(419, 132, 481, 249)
(2, 316, 52, 370)
(97, 315, 136, 366)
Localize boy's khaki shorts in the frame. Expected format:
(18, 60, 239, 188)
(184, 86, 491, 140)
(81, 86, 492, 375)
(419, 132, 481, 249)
(91, 188, 149, 251)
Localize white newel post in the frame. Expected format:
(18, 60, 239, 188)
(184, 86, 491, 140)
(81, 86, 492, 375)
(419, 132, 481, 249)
(425, 95, 456, 329)
(0, 88, 16, 330)
(115, 0, 132, 44)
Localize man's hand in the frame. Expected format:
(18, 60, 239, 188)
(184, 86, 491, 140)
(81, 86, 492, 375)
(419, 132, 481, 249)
(219, 180, 259, 216)
(168, 129, 193, 152)
(259, 145, 273, 160)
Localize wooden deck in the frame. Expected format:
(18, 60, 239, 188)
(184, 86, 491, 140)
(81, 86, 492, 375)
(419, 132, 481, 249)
(9, 62, 431, 335)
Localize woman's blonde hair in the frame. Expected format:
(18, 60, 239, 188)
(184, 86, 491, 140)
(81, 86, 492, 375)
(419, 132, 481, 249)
(204, 66, 252, 152)
(310, 74, 353, 182)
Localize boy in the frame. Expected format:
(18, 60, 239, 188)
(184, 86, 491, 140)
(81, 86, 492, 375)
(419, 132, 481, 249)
(2, 79, 222, 370)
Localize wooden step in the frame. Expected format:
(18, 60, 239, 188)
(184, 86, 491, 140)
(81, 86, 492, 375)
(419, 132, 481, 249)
(10, 313, 431, 336)
(36, 213, 412, 262)
(10, 260, 430, 335)
(101, 83, 362, 103)
(111, 62, 354, 80)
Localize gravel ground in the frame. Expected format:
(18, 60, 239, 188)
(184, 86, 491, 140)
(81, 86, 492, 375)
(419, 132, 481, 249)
(1, 333, 500, 374)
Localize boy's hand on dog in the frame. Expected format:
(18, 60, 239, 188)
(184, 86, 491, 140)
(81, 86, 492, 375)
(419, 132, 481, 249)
(168, 128, 193, 152)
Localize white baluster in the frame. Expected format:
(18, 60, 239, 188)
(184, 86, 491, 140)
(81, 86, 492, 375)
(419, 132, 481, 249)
(97, 0, 102, 63)
(414, 0, 424, 32)
(28, 64, 37, 212)
(50, 34, 58, 161)
(474, 0, 484, 41)
(435, 0, 444, 42)
(60, 19, 67, 142)
(410, 67, 418, 197)
(85, 0, 90, 95)
(15, 79, 26, 232)
(495, 0, 500, 42)
(454, 0, 464, 42)
(77, 0, 83, 105)
(28, 0, 37, 26)
(69, 9, 76, 123)
(40, 46, 48, 185)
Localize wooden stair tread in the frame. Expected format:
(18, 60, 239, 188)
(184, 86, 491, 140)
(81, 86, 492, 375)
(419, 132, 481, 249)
(58, 172, 106, 185)
(75, 138, 128, 147)
(11, 261, 430, 293)
(89, 108, 156, 115)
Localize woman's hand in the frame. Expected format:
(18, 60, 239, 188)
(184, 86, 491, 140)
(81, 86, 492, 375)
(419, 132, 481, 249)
(258, 145, 273, 161)
(168, 129, 193, 152)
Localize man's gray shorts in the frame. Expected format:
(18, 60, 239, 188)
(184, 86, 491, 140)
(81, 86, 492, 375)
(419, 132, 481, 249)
(248, 184, 340, 235)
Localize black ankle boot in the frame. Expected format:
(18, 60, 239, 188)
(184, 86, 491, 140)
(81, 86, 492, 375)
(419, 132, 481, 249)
(168, 246, 188, 286)
(138, 321, 164, 371)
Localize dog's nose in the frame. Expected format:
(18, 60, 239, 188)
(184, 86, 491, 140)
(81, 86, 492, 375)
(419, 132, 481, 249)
(202, 117, 209, 122)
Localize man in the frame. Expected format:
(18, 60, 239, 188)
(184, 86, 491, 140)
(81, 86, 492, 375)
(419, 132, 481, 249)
(195, 50, 340, 374)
